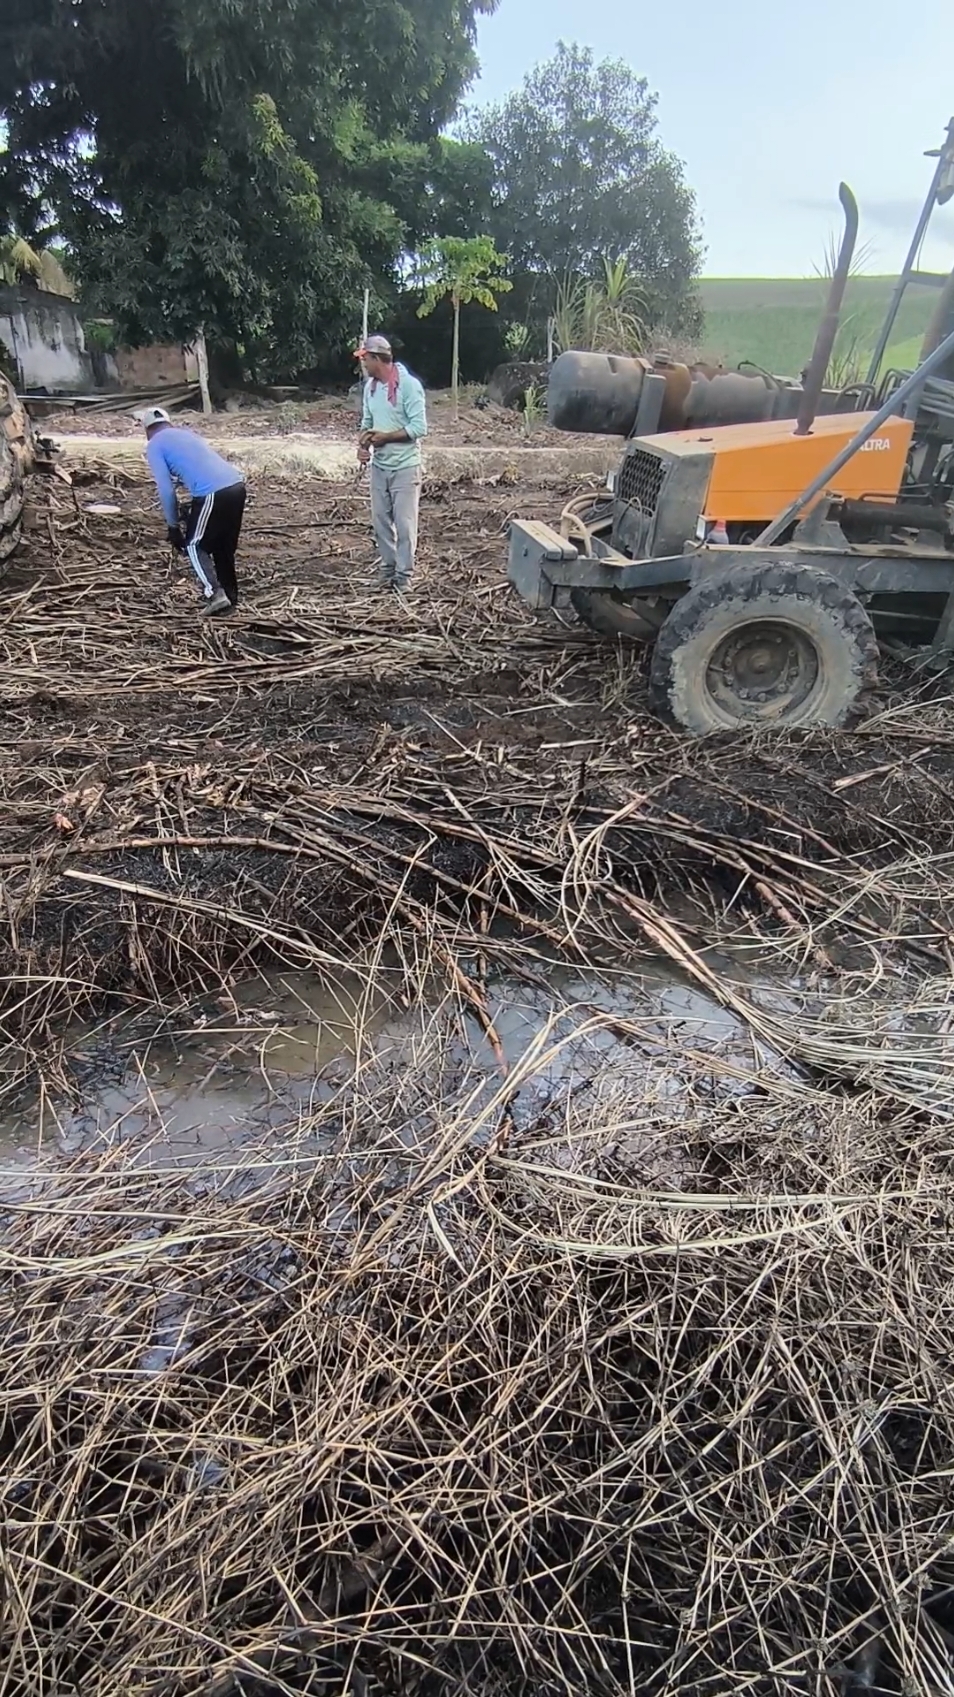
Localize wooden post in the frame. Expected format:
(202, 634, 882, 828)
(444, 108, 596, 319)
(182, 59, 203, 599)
(451, 291, 461, 420)
(195, 330, 212, 414)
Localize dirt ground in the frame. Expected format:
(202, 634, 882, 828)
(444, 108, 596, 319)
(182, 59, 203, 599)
(40, 388, 593, 449)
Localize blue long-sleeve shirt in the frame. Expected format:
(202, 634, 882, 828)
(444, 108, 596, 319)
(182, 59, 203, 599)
(146, 427, 243, 526)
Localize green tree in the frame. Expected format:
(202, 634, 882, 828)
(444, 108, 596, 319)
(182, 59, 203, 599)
(469, 42, 702, 336)
(0, 0, 498, 378)
(416, 236, 511, 415)
(368, 138, 496, 254)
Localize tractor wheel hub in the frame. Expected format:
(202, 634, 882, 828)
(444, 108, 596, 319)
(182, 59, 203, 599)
(706, 620, 820, 717)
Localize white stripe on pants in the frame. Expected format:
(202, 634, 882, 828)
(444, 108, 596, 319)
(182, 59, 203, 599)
(186, 493, 216, 596)
(370, 463, 422, 586)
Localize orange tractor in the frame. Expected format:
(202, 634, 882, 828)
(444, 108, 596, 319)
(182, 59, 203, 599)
(509, 126, 954, 733)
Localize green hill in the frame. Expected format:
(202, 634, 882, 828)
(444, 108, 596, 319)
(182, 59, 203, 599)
(698, 275, 937, 379)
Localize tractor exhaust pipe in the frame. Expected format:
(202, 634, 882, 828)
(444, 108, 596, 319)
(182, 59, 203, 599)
(794, 183, 859, 437)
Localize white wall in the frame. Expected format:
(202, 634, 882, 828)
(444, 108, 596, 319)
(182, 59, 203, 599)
(0, 288, 93, 392)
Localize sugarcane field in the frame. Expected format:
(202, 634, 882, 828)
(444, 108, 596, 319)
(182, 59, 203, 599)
(2, 382, 954, 1697)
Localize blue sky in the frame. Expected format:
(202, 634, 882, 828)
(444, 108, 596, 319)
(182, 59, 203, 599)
(471, 0, 954, 277)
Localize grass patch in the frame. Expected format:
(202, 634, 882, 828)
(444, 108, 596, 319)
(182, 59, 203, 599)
(699, 274, 937, 376)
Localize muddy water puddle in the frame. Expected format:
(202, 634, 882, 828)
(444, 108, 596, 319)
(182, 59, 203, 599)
(0, 945, 798, 1187)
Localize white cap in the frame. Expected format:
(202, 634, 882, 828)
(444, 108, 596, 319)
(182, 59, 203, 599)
(138, 406, 170, 429)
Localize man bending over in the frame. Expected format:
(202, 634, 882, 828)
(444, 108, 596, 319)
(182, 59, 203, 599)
(142, 407, 246, 616)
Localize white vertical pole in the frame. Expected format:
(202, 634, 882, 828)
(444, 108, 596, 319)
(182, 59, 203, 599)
(361, 290, 370, 344)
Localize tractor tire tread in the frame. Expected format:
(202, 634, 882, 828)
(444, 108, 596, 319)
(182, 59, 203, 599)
(649, 559, 879, 734)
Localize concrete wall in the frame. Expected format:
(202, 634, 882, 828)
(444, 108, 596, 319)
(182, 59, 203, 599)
(0, 287, 93, 392)
(114, 343, 199, 389)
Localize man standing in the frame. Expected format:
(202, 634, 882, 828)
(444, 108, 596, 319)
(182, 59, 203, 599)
(356, 337, 427, 591)
(141, 407, 246, 616)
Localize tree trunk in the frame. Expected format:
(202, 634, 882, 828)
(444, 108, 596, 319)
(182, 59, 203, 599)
(452, 291, 461, 421)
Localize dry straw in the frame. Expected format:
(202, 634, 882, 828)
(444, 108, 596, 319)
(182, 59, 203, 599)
(4, 467, 954, 1696)
(3, 1046, 954, 1697)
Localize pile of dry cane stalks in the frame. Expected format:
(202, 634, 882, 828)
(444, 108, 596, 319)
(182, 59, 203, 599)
(4, 469, 954, 1697)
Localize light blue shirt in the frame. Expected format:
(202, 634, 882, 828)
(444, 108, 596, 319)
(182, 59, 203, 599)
(146, 427, 243, 525)
(361, 363, 427, 470)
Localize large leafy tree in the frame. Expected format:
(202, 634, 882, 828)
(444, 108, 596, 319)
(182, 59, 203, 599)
(0, 0, 497, 377)
(469, 42, 702, 335)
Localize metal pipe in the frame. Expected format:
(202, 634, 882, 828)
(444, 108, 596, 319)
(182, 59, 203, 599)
(753, 324, 954, 548)
(795, 183, 858, 436)
(833, 497, 950, 533)
(865, 117, 954, 389)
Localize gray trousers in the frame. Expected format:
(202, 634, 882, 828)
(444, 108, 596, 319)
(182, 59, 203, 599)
(370, 462, 422, 586)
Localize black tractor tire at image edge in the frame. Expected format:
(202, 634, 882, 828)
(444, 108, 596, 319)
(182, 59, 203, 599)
(0, 379, 31, 570)
(0, 464, 23, 565)
(648, 560, 879, 734)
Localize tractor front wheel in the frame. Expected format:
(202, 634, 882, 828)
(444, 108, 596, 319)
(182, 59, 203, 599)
(649, 560, 878, 734)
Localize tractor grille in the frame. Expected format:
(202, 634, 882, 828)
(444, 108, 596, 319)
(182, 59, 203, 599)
(616, 447, 666, 516)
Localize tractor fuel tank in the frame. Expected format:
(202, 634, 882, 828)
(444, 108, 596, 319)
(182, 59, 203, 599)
(547, 351, 652, 436)
(547, 350, 844, 439)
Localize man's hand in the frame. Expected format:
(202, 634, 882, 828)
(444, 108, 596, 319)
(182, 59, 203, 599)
(357, 445, 371, 467)
(358, 430, 373, 449)
(167, 524, 186, 554)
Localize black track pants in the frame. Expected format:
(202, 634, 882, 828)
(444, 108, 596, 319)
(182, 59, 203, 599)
(184, 482, 246, 605)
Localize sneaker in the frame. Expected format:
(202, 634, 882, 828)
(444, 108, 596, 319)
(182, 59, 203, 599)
(203, 588, 233, 616)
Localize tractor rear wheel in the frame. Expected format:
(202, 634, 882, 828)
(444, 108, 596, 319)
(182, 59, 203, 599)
(649, 559, 878, 734)
(0, 379, 32, 571)
(571, 587, 667, 642)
